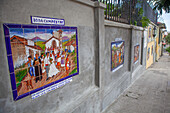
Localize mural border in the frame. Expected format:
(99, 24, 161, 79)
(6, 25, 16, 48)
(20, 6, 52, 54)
(3, 23, 79, 101)
(111, 40, 125, 72)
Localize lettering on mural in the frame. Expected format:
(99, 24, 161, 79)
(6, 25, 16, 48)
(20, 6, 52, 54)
(31, 77, 72, 99)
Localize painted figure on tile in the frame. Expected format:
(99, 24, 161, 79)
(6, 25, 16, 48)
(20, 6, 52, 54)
(48, 51, 60, 78)
(61, 51, 66, 71)
(65, 54, 70, 75)
(33, 53, 42, 82)
(56, 51, 61, 69)
(25, 55, 35, 89)
(113, 50, 117, 67)
(44, 52, 50, 81)
(134, 45, 139, 63)
(119, 50, 121, 63)
(40, 53, 45, 73)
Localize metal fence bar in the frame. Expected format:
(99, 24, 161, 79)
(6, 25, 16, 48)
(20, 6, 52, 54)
(111, 0, 113, 20)
(108, 0, 110, 20)
(106, 0, 108, 19)
(114, 1, 117, 21)
(91, 0, 157, 26)
(129, 0, 131, 24)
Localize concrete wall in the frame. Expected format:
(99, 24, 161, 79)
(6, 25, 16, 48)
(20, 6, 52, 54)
(101, 25, 131, 111)
(0, 0, 100, 113)
(0, 0, 147, 113)
(101, 21, 145, 111)
(131, 28, 145, 81)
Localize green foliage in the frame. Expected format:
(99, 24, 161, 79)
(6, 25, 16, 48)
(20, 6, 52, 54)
(134, 21, 137, 26)
(62, 40, 69, 47)
(137, 0, 143, 4)
(165, 34, 170, 44)
(71, 50, 75, 56)
(104, 3, 121, 17)
(69, 68, 77, 75)
(153, 0, 170, 15)
(140, 16, 150, 27)
(71, 34, 76, 39)
(74, 56, 77, 64)
(15, 68, 27, 87)
(35, 41, 45, 50)
(138, 8, 144, 16)
(166, 47, 170, 53)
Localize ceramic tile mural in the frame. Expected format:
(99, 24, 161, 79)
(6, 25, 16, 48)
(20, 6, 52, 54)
(3, 23, 79, 101)
(111, 41, 125, 71)
(134, 45, 140, 63)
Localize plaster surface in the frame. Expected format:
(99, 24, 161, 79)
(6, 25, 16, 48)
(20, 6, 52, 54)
(0, 0, 148, 112)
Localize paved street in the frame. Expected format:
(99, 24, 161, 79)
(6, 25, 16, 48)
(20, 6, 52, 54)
(104, 52, 170, 113)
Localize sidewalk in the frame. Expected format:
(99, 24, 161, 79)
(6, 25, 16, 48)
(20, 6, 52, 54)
(104, 52, 170, 113)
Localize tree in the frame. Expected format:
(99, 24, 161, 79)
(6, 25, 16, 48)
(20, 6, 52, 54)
(165, 33, 170, 44)
(153, 0, 170, 15)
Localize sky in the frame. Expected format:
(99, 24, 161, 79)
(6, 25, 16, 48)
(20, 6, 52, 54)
(158, 11, 170, 32)
(9, 28, 76, 40)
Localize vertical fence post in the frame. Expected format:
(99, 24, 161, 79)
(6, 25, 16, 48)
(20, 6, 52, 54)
(106, 0, 108, 19)
(108, 0, 110, 20)
(111, 0, 113, 20)
(129, 0, 132, 24)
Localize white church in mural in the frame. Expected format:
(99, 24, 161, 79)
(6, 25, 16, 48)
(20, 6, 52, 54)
(43, 30, 63, 54)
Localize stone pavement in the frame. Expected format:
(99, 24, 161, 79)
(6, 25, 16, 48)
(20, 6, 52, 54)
(104, 52, 170, 113)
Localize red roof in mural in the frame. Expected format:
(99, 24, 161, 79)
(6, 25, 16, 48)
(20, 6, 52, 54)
(57, 30, 63, 33)
(10, 35, 43, 51)
(10, 35, 27, 45)
(64, 40, 76, 46)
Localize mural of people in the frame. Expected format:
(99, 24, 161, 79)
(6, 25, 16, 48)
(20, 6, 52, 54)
(111, 41, 125, 71)
(7, 25, 79, 99)
(134, 45, 139, 63)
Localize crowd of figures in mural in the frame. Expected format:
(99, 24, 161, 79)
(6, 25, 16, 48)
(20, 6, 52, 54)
(134, 45, 139, 63)
(111, 41, 125, 71)
(9, 27, 78, 96)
